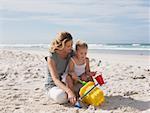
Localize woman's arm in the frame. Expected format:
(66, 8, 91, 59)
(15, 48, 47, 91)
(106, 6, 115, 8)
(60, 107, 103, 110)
(47, 57, 72, 93)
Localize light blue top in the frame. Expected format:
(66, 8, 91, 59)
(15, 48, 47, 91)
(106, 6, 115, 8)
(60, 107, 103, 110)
(45, 51, 74, 90)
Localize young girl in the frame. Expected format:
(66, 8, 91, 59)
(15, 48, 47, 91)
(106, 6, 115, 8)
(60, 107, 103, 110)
(66, 40, 93, 96)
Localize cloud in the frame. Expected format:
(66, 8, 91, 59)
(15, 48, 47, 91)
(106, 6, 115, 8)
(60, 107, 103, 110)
(1, 0, 148, 28)
(0, 0, 149, 43)
(0, 0, 148, 22)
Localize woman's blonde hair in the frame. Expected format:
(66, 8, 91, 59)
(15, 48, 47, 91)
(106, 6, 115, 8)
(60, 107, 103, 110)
(49, 32, 73, 52)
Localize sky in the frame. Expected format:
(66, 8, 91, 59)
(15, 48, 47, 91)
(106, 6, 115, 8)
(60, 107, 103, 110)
(0, 0, 149, 44)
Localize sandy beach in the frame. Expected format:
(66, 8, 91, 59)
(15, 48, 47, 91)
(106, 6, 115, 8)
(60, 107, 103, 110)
(0, 48, 149, 113)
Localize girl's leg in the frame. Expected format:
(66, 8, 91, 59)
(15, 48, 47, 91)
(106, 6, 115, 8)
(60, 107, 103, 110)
(66, 75, 83, 98)
(74, 83, 82, 98)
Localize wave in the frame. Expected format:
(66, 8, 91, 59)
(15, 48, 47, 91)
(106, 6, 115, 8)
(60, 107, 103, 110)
(0, 43, 150, 51)
(0, 44, 50, 49)
(88, 44, 150, 51)
(132, 43, 141, 47)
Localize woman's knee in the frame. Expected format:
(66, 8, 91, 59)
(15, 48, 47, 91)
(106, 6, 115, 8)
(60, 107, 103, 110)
(48, 87, 68, 104)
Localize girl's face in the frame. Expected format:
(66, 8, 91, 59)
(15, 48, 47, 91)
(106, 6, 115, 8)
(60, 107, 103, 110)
(76, 47, 87, 61)
(63, 40, 73, 54)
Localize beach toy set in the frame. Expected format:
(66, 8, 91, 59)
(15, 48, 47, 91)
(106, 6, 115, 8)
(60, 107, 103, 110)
(75, 73, 105, 108)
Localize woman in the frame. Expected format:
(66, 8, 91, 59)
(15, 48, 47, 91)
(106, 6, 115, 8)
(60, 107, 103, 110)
(45, 32, 76, 105)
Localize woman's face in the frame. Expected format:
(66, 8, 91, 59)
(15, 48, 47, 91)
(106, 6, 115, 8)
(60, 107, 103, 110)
(63, 40, 73, 54)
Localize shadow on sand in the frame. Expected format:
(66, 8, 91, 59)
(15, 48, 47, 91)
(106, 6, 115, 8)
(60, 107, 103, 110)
(98, 95, 150, 111)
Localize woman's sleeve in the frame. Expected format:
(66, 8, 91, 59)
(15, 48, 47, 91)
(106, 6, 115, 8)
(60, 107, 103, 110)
(45, 52, 56, 61)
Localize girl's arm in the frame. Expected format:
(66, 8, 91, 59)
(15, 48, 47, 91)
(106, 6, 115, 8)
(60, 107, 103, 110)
(85, 57, 95, 81)
(68, 59, 78, 81)
(47, 57, 72, 93)
(85, 57, 91, 75)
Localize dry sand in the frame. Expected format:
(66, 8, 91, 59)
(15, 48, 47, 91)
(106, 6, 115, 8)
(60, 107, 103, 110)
(0, 49, 149, 113)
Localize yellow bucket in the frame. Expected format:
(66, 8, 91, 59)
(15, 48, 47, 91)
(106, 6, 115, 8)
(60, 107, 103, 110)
(79, 81, 105, 106)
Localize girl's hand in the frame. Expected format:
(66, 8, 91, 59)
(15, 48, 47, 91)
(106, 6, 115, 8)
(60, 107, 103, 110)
(80, 72, 94, 82)
(67, 90, 76, 105)
(72, 75, 78, 81)
(89, 71, 97, 77)
(80, 73, 88, 81)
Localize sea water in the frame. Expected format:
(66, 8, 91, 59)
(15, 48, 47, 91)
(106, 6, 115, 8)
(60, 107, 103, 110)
(0, 43, 149, 55)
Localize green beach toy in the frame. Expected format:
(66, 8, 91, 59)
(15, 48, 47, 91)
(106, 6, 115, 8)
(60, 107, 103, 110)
(78, 79, 87, 85)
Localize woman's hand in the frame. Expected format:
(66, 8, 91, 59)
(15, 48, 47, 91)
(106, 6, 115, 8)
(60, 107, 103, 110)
(67, 90, 76, 105)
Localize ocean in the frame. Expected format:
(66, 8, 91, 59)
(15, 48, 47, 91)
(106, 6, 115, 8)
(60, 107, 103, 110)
(0, 43, 150, 55)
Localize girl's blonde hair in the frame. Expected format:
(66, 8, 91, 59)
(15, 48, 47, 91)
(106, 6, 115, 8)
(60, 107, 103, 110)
(75, 40, 88, 51)
(49, 32, 73, 52)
